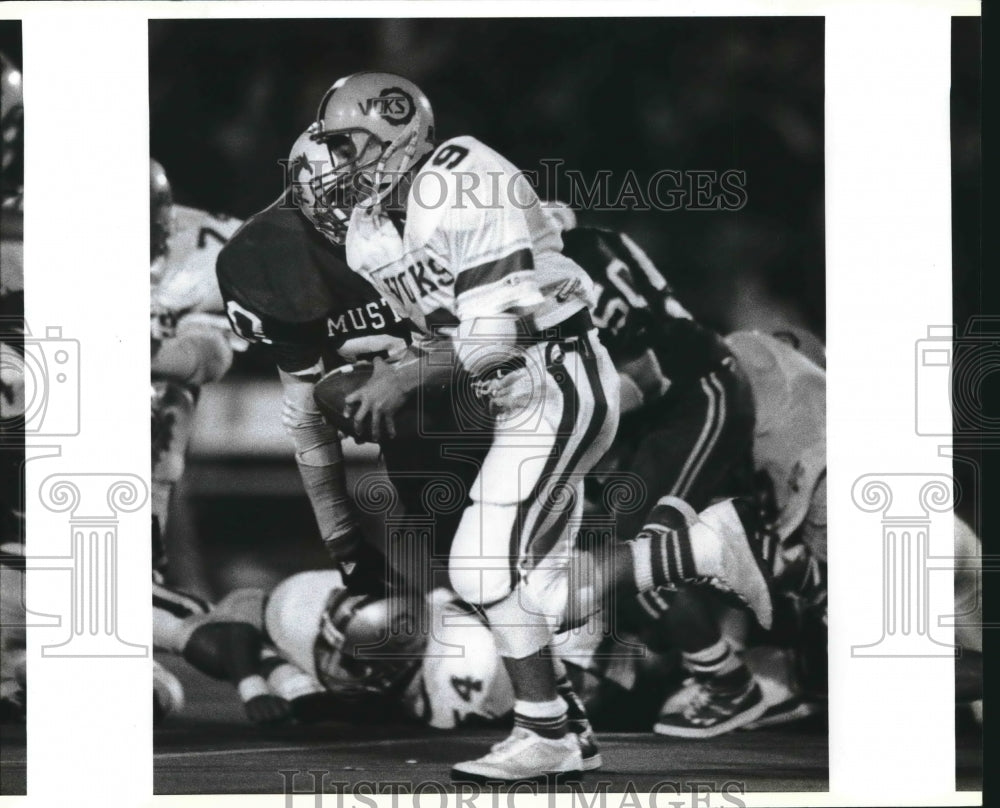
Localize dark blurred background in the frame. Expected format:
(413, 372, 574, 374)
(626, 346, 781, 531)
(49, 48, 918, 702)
(0, 22, 21, 65)
(150, 17, 826, 342)
(950, 17, 984, 533)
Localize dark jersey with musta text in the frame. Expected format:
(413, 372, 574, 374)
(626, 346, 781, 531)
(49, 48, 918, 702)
(560, 227, 730, 387)
(216, 192, 412, 374)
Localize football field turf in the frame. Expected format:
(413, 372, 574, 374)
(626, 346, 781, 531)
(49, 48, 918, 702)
(0, 655, 982, 796)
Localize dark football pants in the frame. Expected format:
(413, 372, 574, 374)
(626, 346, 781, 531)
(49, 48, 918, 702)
(605, 354, 756, 544)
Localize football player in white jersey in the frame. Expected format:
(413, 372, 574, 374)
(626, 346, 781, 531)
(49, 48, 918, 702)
(150, 157, 245, 550)
(291, 72, 621, 783)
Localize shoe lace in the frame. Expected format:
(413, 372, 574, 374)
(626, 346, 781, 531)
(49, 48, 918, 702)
(490, 725, 534, 754)
(682, 682, 714, 718)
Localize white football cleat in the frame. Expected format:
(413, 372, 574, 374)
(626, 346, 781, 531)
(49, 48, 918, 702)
(695, 499, 774, 630)
(452, 727, 583, 784)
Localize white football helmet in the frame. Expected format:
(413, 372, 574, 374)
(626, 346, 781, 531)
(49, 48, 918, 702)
(265, 570, 424, 701)
(401, 589, 514, 729)
(311, 72, 435, 213)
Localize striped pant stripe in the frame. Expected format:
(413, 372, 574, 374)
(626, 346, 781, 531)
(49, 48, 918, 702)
(670, 372, 727, 501)
(505, 345, 581, 589)
(524, 342, 611, 570)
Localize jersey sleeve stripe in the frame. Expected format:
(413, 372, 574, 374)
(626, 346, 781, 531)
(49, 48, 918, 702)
(454, 248, 533, 296)
(455, 271, 544, 321)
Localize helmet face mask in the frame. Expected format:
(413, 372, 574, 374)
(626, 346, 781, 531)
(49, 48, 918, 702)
(313, 127, 386, 211)
(313, 590, 425, 699)
(314, 72, 435, 212)
(290, 74, 434, 244)
(288, 125, 355, 246)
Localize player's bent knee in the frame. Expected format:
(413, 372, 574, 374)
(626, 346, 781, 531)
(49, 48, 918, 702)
(448, 502, 519, 606)
(448, 562, 513, 607)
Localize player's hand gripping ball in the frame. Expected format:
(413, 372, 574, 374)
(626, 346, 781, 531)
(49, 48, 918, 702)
(314, 361, 376, 440)
(315, 359, 414, 443)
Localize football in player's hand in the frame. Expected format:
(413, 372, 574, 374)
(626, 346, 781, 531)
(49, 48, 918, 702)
(314, 362, 374, 439)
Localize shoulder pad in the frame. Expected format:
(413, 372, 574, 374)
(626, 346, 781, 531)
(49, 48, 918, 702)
(216, 198, 352, 324)
(407, 136, 524, 246)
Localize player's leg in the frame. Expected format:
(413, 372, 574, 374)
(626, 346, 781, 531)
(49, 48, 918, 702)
(614, 360, 769, 736)
(594, 495, 774, 736)
(450, 336, 618, 781)
(552, 627, 602, 769)
(153, 581, 292, 725)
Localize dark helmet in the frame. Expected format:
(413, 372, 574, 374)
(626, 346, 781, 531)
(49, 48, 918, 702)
(314, 588, 426, 699)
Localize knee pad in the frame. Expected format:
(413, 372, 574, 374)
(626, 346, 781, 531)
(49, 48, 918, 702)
(449, 561, 515, 608)
(448, 502, 519, 606)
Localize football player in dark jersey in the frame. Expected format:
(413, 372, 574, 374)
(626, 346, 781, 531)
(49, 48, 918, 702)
(216, 182, 491, 598)
(545, 204, 769, 737)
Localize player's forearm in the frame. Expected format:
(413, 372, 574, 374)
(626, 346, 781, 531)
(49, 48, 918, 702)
(279, 368, 362, 557)
(390, 340, 456, 395)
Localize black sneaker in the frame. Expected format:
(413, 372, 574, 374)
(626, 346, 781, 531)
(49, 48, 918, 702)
(654, 677, 767, 738)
